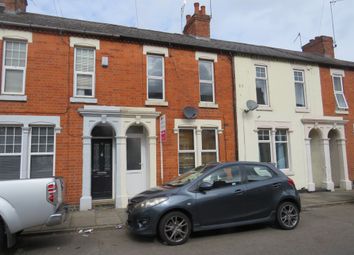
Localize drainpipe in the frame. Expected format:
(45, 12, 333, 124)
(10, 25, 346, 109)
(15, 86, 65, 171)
(229, 53, 239, 161)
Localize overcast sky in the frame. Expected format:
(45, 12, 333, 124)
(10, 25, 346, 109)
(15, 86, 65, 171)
(27, 0, 354, 61)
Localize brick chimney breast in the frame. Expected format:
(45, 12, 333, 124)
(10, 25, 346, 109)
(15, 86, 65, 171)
(183, 2, 211, 38)
(302, 36, 335, 58)
(0, 0, 27, 13)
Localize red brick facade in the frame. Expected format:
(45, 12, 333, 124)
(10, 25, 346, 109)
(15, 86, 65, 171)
(0, 31, 236, 204)
(320, 67, 354, 181)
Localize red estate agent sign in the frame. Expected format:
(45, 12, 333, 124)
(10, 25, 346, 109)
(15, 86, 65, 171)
(160, 115, 167, 142)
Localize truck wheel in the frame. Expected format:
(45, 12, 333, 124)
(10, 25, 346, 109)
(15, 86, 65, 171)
(158, 211, 191, 246)
(0, 219, 6, 250)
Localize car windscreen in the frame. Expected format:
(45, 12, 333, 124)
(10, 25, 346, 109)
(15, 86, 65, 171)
(163, 165, 215, 187)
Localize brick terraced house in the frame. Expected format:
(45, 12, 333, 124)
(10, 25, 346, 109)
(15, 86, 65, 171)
(0, 1, 352, 210)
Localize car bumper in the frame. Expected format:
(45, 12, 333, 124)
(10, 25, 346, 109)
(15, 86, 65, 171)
(46, 204, 68, 226)
(126, 207, 160, 236)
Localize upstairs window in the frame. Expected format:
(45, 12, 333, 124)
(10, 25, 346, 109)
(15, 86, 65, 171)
(255, 66, 269, 106)
(74, 47, 95, 97)
(199, 60, 215, 103)
(147, 54, 164, 100)
(294, 70, 306, 108)
(1, 40, 27, 95)
(332, 75, 348, 110)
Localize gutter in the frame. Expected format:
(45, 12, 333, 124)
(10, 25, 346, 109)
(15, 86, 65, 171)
(229, 53, 239, 161)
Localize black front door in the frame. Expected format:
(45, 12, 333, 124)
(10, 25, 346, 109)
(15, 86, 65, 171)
(92, 139, 113, 199)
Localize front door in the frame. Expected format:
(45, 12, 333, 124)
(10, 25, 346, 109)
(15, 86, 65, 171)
(91, 139, 113, 200)
(126, 134, 147, 197)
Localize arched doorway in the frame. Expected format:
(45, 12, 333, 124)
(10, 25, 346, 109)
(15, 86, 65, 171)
(126, 125, 149, 198)
(91, 123, 115, 200)
(309, 129, 325, 189)
(328, 129, 341, 188)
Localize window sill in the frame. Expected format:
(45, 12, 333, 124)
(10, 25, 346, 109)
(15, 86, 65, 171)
(0, 95, 27, 102)
(145, 100, 169, 107)
(335, 110, 349, 115)
(70, 97, 97, 104)
(295, 108, 310, 113)
(199, 102, 219, 109)
(256, 106, 272, 112)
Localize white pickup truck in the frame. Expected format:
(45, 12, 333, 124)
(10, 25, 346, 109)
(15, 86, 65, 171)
(0, 177, 67, 249)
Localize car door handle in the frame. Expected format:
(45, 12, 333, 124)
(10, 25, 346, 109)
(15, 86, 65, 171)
(272, 183, 281, 189)
(234, 189, 244, 195)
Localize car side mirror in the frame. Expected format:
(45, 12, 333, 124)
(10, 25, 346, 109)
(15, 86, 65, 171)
(199, 181, 213, 191)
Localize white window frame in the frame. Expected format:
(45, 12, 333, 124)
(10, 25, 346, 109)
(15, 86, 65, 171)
(201, 128, 219, 165)
(332, 74, 348, 110)
(178, 128, 197, 175)
(1, 39, 28, 95)
(255, 65, 269, 106)
(257, 128, 290, 172)
(0, 126, 22, 179)
(28, 126, 56, 178)
(73, 47, 96, 98)
(293, 69, 307, 108)
(258, 129, 272, 163)
(146, 54, 165, 101)
(199, 59, 215, 103)
(274, 129, 290, 171)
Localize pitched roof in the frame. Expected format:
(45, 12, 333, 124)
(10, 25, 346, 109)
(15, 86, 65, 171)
(1, 12, 354, 69)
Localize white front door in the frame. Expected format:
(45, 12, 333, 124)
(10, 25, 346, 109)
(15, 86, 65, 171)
(126, 134, 147, 197)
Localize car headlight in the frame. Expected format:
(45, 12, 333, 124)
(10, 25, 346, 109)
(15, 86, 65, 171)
(137, 197, 168, 209)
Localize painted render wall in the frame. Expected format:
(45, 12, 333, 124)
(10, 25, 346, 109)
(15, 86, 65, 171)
(234, 56, 324, 189)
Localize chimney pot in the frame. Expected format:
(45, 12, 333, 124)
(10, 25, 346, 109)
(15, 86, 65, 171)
(194, 2, 200, 14)
(201, 5, 206, 15)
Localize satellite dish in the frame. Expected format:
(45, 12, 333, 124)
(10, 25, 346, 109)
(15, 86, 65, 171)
(183, 107, 198, 119)
(244, 100, 259, 113)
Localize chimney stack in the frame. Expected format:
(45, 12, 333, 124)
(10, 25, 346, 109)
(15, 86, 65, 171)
(302, 36, 335, 58)
(183, 2, 211, 38)
(0, 0, 27, 13)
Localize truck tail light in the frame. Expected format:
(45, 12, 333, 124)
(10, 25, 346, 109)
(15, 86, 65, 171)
(47, 182, 57, 205)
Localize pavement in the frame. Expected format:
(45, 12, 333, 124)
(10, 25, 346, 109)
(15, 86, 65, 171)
(11, 204, 354, 255)
(23, 189, 354, 235)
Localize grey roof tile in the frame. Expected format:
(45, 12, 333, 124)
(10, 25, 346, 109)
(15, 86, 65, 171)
(0, 12, 353, 68)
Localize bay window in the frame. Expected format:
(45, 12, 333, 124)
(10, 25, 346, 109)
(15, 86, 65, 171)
(178, 128, 218, 175)
(201, 129, 218, 164)
(30, 127, 55, 178)
(258, 129, 290, 171)
(0, 127, 22, 180)
(178, 129, 196, 174)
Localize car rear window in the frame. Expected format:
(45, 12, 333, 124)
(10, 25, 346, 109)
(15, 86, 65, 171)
(244, 165, 275, 182)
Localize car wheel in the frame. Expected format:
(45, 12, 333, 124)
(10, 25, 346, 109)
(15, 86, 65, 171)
(276, 201, 300, 230)
(0, 220, 6, 251)
(158, 211, 191, 246)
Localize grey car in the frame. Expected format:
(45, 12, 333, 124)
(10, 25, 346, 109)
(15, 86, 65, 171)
(127, 162, 301, 245)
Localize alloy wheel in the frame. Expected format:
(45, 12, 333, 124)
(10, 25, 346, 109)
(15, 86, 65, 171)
(164, 216, 189, 243)
(279, 202, 299, 229)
